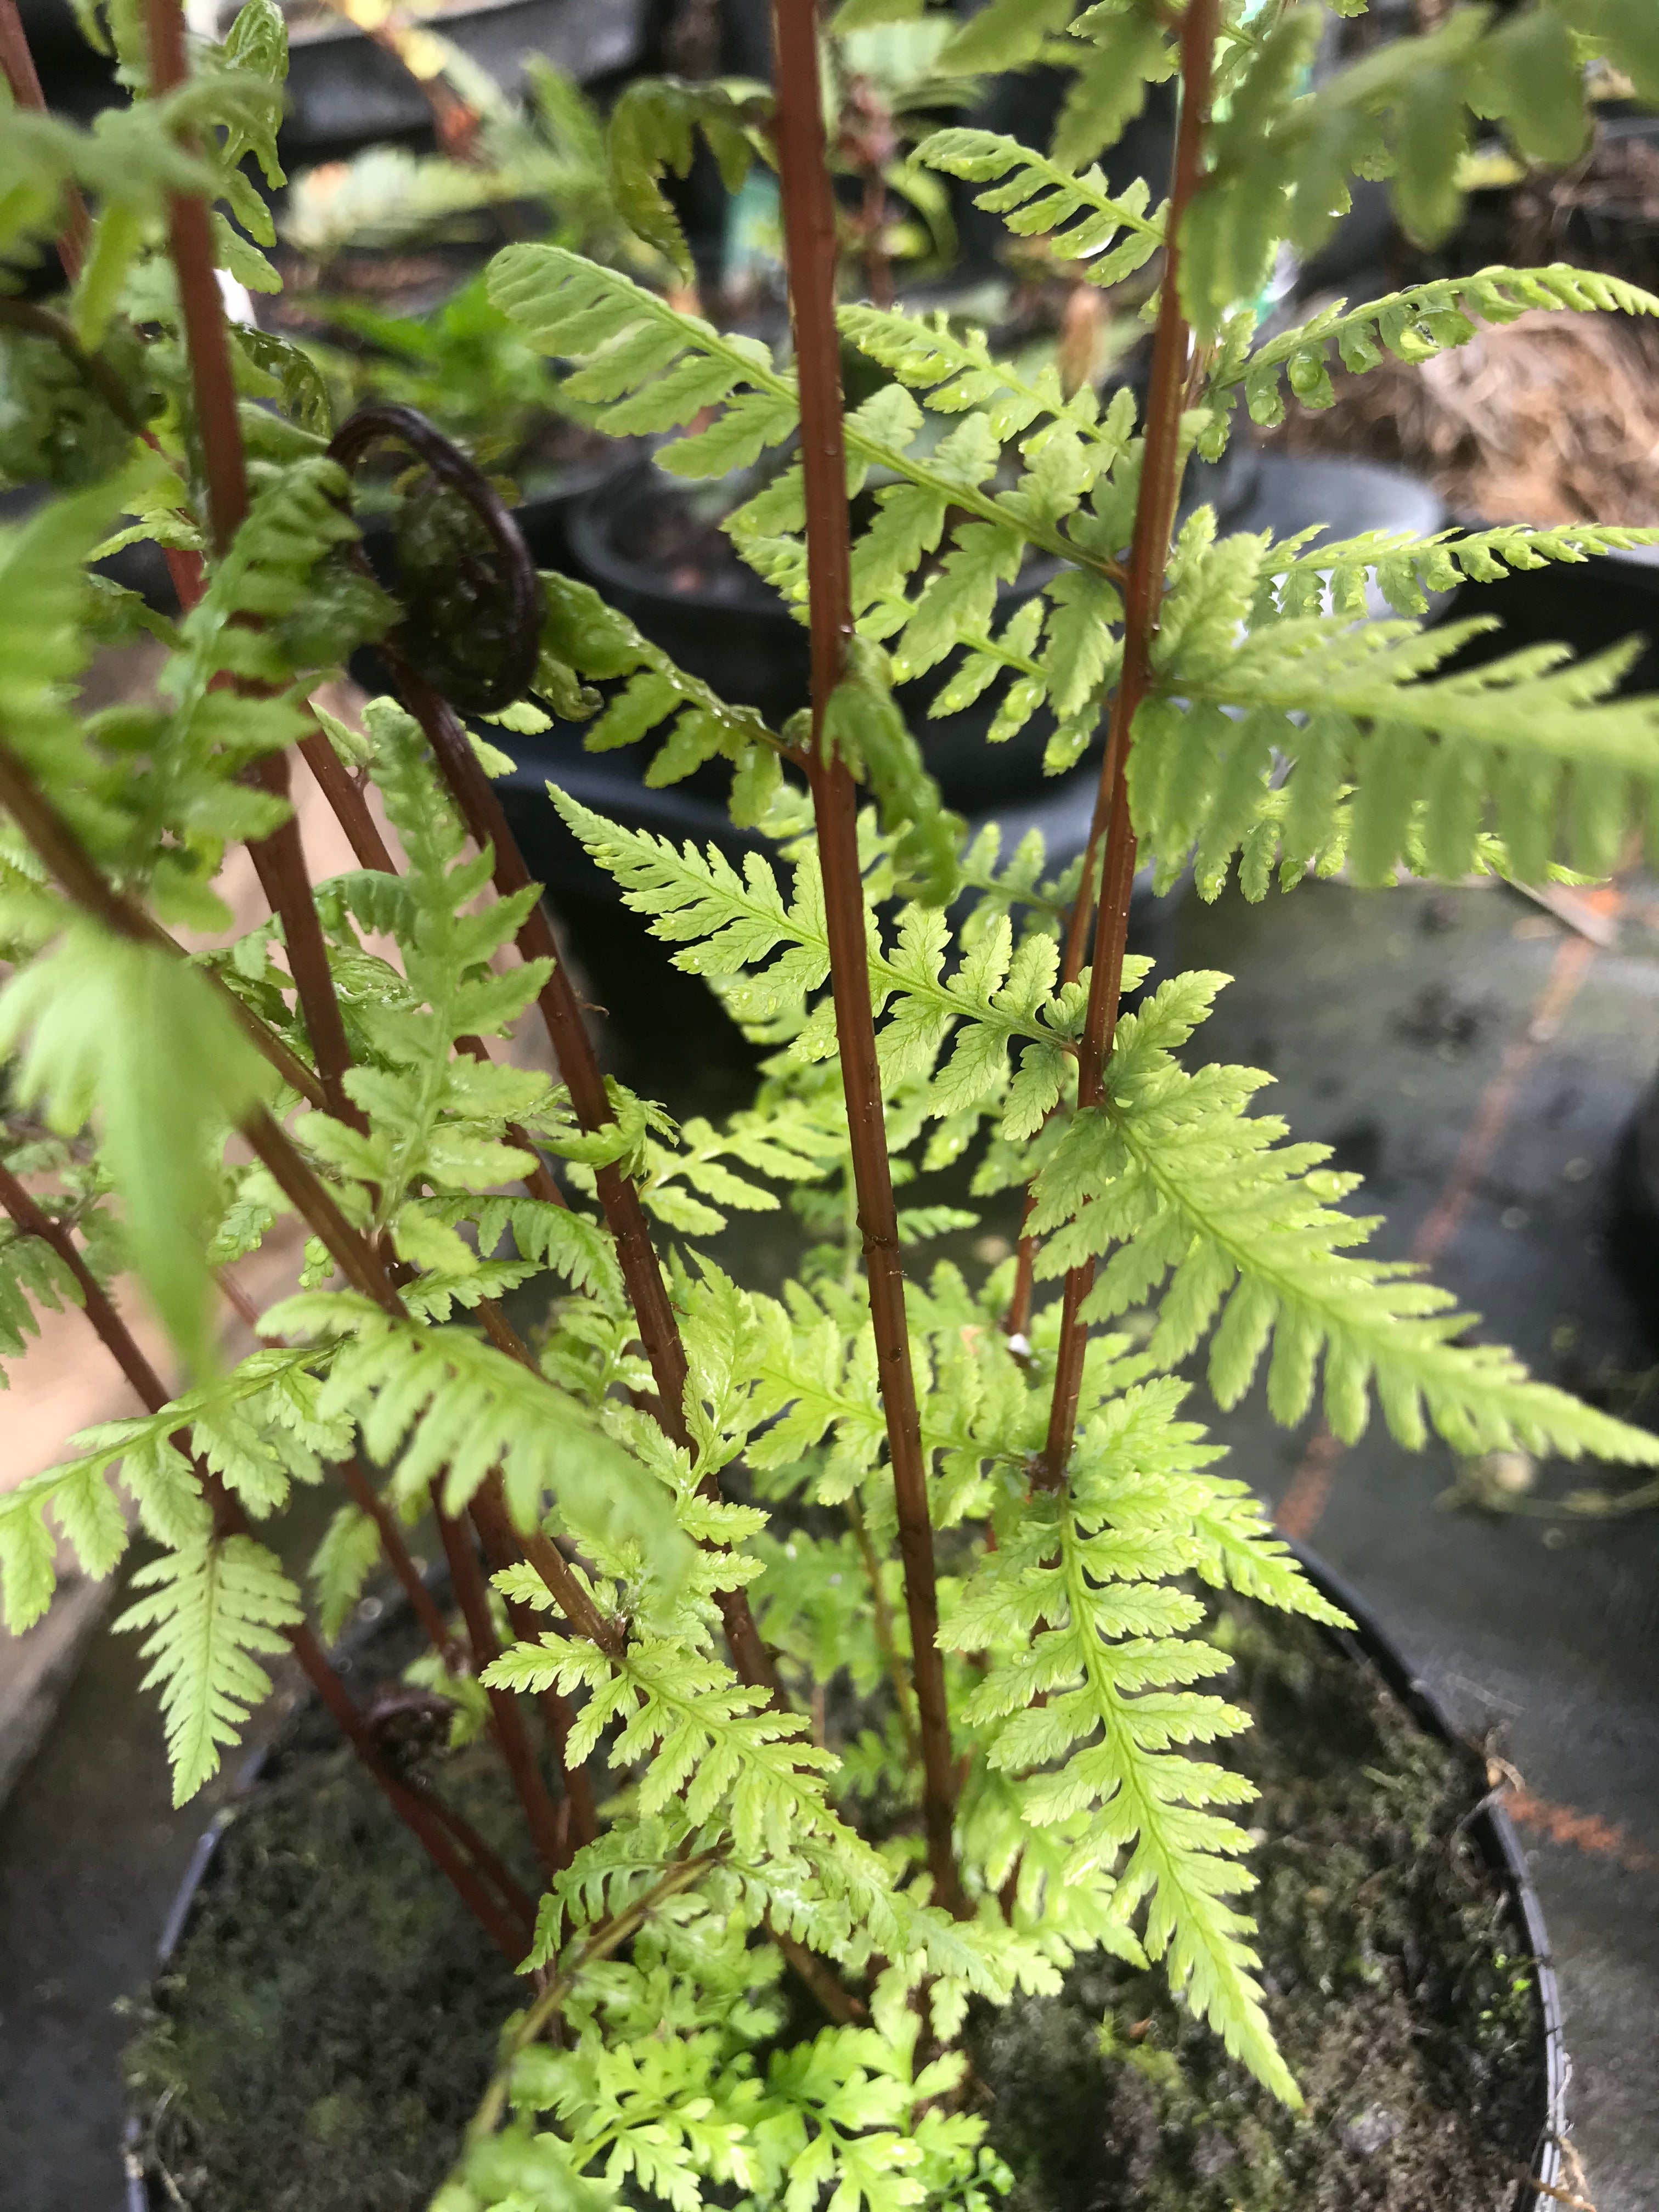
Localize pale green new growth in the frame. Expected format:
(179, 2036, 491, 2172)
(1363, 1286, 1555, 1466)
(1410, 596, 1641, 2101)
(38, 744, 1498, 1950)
(1028, 975, 1659, 1460)
(950, 1383, 1326, 2105)
(8, 5, 1659, 2204)
(916, 126, 1167, 287)
(1, 1210, 82, 1371)
(119, 1533, 303, 1805)
(1216, 265, 1659, 428)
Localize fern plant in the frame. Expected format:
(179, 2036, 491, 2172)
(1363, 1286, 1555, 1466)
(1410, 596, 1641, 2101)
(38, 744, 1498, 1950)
(5, 0, 1659, 2204)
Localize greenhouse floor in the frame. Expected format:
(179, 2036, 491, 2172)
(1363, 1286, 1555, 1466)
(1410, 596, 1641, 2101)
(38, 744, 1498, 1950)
(3, 866, 1658, 2209)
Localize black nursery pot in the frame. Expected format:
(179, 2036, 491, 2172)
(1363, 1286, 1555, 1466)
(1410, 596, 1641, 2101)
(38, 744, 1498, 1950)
(279, 0, 647, 166)
(508, 443, 643, 575)
(122, 1539, 1570, 2212)
(1283, 1541, 1569, 2207)
(566, 461, 1082, 814)
(1436, 541, 1659, 700)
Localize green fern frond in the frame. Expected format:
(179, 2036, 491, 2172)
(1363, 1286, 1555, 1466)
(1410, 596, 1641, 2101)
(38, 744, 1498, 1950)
(117, 1532, 303, 1804)
(464, 1195, 624, 1300)
(945, 1384, 1301, 2102)
(0, 1344, 341, 1632)
(1028, 973, 1659, 1466)
(1183, 7, 1637, 331)
(747, 1290, 888, 1498)
(550, 792, 1090, 1140)
(635, 1099, 844, 1238)
(1259, 521, 1659, 622)
(606, 75, 764, 281)
(527, 1816, 727, 1962)
(540, 572, 782, 807)
(954, 820, 1072, 934)
(0, 1214, 82, 1367)
(1051, 0, 1177, 174)
(487, 242, 794, 460)
(0, 1449, 133, 1635)
(1222, 265, 1659, 430)
(481, 1945, 1001, 2212)
(310, 1500, 383, 1641)
(299, 701, 571, 1273)
(839, 301, 1129, 455)
(914, 126, 1165, 286)
(268, 1290, 688, 1592)
(488, 247, 1125, 593)
(953, 1774, 1151, 1989)
(492, 266, 1135, 774)
(0, 925, 275, 1369)
(751, 1526, 905, 1700)
(1132, 526, 1659, 894)
(933, 0, 1073, 75)
(0, 47, 283, 267)
(483, 1630, 871, 1874)
(481, 1842, 1011, 2212)
(0, 477, 161, 865)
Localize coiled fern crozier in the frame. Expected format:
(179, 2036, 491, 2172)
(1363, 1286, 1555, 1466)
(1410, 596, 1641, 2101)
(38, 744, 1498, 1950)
(3, 0, 1658, 2203)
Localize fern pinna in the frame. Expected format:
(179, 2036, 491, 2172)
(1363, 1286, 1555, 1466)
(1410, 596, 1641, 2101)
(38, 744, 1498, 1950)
(4, 0, 1659, 2204)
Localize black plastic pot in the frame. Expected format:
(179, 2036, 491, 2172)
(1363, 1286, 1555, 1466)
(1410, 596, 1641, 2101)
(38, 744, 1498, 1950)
(493, 449, 1442, 907)
(511, 454, 646, 573)
(279, 0, 647, 165)
(567, 462, 1082, 811)
(122, 1536, 1570, 2212)
(121, 1747, 272, 2211)
(1283, 1541, 1570, 2210)
(1437, 541, 1659, 700)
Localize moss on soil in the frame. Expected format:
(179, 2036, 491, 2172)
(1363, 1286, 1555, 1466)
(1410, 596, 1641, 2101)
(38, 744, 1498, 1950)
(123, 1598, 1546, 2211)
(122, 1638, 529, 2212)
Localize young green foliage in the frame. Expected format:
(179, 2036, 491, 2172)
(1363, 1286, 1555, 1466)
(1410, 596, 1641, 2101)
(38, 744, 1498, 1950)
(1028, 973, 1659, 1460)
(9, 8, 1659, 2207)
(947, 1375, 1351, 2104)
(118, 1532, 303, 1807)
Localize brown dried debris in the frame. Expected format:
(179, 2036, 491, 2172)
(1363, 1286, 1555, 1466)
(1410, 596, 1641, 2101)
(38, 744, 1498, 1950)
(1269, 306, 1659, 527)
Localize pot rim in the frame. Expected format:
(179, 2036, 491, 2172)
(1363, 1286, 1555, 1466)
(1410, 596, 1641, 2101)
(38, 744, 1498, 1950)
(123, 1539, 1571, 2212)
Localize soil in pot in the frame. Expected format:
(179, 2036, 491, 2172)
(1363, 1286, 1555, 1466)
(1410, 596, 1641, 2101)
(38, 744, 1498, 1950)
(122, 1589, 1549, 2212)
(121, 1606, 532, 2212)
